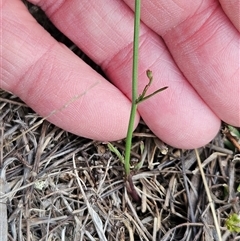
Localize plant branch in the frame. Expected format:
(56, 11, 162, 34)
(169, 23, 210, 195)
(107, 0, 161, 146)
(124, 0, 141, 177)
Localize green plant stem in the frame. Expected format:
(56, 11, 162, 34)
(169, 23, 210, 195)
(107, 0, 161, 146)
(124, 0, 141, 177)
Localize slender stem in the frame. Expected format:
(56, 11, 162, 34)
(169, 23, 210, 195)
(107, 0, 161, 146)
(195, 149, 222, 241)
(124, 0, 141, 176)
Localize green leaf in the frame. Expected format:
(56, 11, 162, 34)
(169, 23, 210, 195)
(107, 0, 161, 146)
(228, 125, 240, 139)
(107, 142, 125, 164)
(140, 141, 144, 155)
(224, 139, 235, 151)
(226, 213, 240, 233)
(136, 86, 168, 104)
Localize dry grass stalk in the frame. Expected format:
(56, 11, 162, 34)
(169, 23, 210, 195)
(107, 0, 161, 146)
(195, 149, 222, 241)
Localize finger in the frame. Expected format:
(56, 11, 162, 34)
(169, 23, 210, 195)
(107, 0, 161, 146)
(124, 0, 240, 127)
(218, 0, 240, 32)
(33, 0, 221, 148)
(1, 0, 138, 141)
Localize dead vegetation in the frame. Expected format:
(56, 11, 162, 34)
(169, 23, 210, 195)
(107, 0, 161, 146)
(1, 2, 239, 240)
(1, 90, 240, 240)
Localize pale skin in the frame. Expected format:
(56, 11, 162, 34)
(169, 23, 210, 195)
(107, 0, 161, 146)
(1, 0, 240, 149)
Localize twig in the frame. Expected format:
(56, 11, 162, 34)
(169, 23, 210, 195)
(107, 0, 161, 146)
(194, 149, 222, 241)
(124, 188, 152, 240)
(72, 154, 107, 241)
(0, 125, 7, 241)
(0, 177, 7, 241)
(160, 222, 205, 241)
(181, 155, 197, 237)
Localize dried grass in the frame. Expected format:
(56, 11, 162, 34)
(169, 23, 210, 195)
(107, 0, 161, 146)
(1, 2, 240, 240)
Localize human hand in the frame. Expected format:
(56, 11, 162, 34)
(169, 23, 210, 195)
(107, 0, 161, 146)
(1, 0, 239, 148)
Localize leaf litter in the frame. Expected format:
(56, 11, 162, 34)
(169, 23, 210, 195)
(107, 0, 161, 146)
(1, 2, 240, 240)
